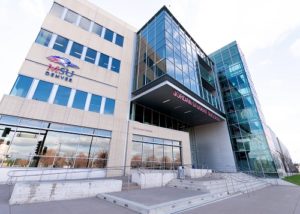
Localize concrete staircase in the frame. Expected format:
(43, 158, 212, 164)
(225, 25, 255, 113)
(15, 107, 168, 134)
(97, 172, 270, 214)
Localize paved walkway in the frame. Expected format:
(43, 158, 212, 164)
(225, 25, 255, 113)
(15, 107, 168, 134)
(1, 184, 300, 214)
(182, 186, 300, 214)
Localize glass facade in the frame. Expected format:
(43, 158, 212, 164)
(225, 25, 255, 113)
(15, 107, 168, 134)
(0, 115, 111, 168)
(210, 41, 277, 175)
(130, 135, 182, 169)
(134, 8, 223, 112)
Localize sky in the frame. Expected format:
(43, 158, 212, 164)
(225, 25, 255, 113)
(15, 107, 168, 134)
(0, 0, 299, 162)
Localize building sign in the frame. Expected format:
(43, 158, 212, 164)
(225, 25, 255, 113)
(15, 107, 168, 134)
(45, 56, 79, 82)
(172, 90, 221, 121)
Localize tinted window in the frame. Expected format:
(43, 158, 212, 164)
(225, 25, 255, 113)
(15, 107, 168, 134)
(35, 29, 52, 47)
(115, 34, 124, 47)
(89, 94, 102, 113)
(72, 90, 87, 110)
(99, 53, 109, 69)
(104, 98, 115, 115)
(53, 35, 69, 53)
(104, 29, 113, 42)
(64, 10, 78, 24)
(50, 3, 64, 18)
(92, 23, 102, 37)
(54, 86, 71, 106)
(70, 42, 83, 59)
(111, 58, 121, 73)
(79, 17, 91, 31)
(85, 48, 97, 64)
(10, 75, 33, 98)
(32, 80, 53, 102)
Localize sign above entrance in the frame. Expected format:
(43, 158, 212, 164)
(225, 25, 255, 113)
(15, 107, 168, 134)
(45, 56, 79, 83)
(172, 90, 221, 122)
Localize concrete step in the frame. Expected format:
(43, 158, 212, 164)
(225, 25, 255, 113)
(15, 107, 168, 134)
(97, 191, 236, 214)
(122, 183, 141, 191)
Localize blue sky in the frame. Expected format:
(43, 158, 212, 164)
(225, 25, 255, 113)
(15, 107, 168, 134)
(0, 0, 299, 162)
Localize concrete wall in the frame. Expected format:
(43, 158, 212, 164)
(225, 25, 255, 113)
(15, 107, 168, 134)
(190, 121, 236, 172)
(0, 168, 106, 184)
(9, 179, 122, 204)
(131, 170, 176, 189)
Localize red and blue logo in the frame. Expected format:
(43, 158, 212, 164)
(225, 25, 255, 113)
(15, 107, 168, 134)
(45, 56, 78, 82)
(47, 56, 80, 69)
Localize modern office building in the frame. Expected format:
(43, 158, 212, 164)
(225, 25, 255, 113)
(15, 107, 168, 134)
(0, 0, 292, 176)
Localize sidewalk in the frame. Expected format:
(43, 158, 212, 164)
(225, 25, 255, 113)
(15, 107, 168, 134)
(182, 186, 300, 214)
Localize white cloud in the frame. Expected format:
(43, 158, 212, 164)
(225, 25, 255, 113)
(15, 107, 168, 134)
(290, 38, 300, 58)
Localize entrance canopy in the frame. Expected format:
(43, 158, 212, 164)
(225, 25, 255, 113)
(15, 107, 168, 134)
(132, 76, 225, 126)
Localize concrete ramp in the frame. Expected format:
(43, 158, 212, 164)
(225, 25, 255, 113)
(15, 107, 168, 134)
(10, 179, 122, 205)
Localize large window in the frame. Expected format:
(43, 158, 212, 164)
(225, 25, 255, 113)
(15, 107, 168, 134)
(64, 10, 78, 24)
(85, 48, 97, 64)
(49, 3, 64, 18)
(115, 34, 124, 47)
(89, 94, 102, 113)
(72, 90, 87, 110)
(104, 29, 114, 42)
(131, 135, 182, 169)
(111, 58, 121, 73)
(53, 86, 71, 106)
(104, 98, 115, 115)
(99, 53, 109, 69)
(70, 42, 83, 59)
(10, 75, 33, 98)
(92, 23, 103, 37)
(79, 17, 91, 31)
(35, 29, 52, 47)
(32, 81, 53, 102)
(53, 35, 69, 53)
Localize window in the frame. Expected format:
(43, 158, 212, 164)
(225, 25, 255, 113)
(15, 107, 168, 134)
(53, 86, 71, 106)
(35, 29, 52, 47)
(111, 58, 121, 73)
(104, 28, 113, 42)
(99, 53, 109, 69)
(10, 75, 33, 98)
(70, 42, 83, 59)
(49, 3, 64, 18)
(72, 90, 87, 110)
(92, 23, 102, 37)
(79, 17, 91, 31)
(89, 94, 102, 113)
(104, 98, 115, 115)
(85, 48, 97, 64)
(64, 10, 78, 24)
(32, 80, 53, 102)
(115, 34, 124, 47)
(53, 35, 69, 53)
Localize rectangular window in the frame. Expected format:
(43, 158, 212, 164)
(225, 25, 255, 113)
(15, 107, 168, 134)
(84, 48, 97, 64)
(115, 34, 124, 47)
(53, 85, 71, 106)
(89, 94, 102, 113)
(35, 29, 52, 47)
(10, 75, 33, 98)
(32, 80, 53, 102)
(111, 58, 121, 73)
(104, 28, 114, 42)
(64, 10, 78, 24)
(92, 23, 102, 37)
(53, 35, 69, 53)
(104, 98, 115, 115)
(70, 42, 83, 59)
(79, 17, 91, 31)
(72, 90, 87, 110)
(49, 3, 64, 18)
(98, 53, 109, 69)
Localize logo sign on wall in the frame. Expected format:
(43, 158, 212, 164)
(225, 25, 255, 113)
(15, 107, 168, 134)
(45, 56, 79, 82)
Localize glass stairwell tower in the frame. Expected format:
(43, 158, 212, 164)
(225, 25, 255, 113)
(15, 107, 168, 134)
(210, 41, 277, 176)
